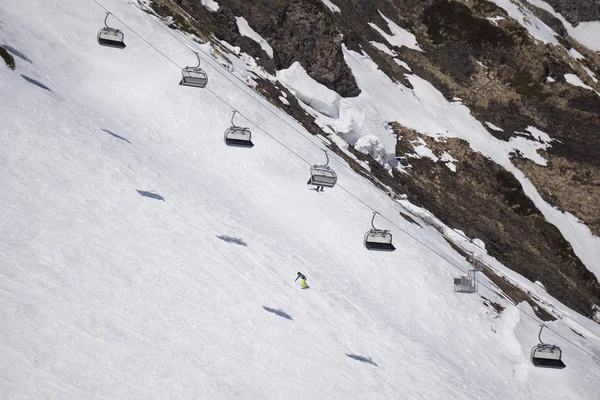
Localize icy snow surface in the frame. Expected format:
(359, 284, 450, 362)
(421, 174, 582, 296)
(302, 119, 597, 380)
(235, 16, 273, 58)
(369, 11, 422, 52)
(1, 0, 600, 399)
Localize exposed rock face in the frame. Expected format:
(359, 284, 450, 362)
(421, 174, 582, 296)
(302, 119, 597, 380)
(543, 0, 600, 24)
(151, 0, 600, 318)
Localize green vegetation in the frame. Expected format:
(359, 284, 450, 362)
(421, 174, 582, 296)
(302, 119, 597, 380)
(0, 46, 15, 70)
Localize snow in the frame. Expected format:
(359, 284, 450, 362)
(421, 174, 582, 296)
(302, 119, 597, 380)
(278, 96, 289, 106)
(394, 59, 412, 72)
(276, 62, 341, 118)
(370, 41, 396, 56)
(440, 151, 458, 172)
(485, 121, 504, 131)
(201, 0, 219, 12)
(546, 76, 555, 82)
(369, 11, 423, 52)
(523, 0, 600, 52)
(582, 65, 598, 83)
(319, 0, 341, 13)
(354, 134, 388, 164)
(1, 0, 600, 399)
(235, 16, 273, 58)
(564, 73, 598, 94)
(568, 21, 600, 52)
(411, 137, 438, 162)
(487, 16, 506, 26)
(568, 47, 585, 60)
(488, 0, 560, 45)
(333, 46, 600, 279)
(527, 0, 600, 51)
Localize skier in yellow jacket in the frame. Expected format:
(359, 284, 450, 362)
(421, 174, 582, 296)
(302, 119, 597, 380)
(295, 272, 309, 289)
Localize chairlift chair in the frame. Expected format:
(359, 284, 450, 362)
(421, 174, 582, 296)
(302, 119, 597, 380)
(224, 111, 253, 147)
(364, 212, 396, 252)
(531, 325, 566, 369)
(307, 150, 337, 189)
(97, 12, 126, 49)
(180, 52, 208, 88)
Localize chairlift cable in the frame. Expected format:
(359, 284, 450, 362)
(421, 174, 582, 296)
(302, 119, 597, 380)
(91, 0, 600, 364)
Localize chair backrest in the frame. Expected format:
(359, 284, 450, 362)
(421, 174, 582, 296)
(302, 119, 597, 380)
(310, 166, 337, 187)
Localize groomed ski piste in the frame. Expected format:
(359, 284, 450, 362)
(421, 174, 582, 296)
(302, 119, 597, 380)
(1, 0, 600, 399)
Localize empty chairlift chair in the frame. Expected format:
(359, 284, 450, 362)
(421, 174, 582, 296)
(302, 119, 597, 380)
(97, 12, 126, 49)
(364, 212, 396, 252)
(224, 111, 253, 147)
(180, 52, 208, 88)
(531, 325, 566, 369)
(307, 150, 337, 190)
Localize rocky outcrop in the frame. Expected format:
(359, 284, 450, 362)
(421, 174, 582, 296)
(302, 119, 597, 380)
(151, 0, 600, 318)
(542, 0, 600, 24)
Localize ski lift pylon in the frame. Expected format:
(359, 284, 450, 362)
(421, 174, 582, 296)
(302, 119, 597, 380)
(307, 150, 337, 189)
(180, 52, 208, 88)
(454, 251, 482, 293)
(224, 110, 253, 147)
(531, 325, 566, 369)
(364, 212, 396, 252)
(97, 12, 126, 49)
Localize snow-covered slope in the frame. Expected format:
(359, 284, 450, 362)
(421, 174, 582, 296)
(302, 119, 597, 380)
(1, 0, 600, 399)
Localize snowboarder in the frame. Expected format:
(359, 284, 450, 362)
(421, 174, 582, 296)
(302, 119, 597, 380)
(295, 272, 309, 289)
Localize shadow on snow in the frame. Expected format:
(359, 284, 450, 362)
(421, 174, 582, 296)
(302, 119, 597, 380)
(21, 75, 51, 92)
(102, 128, 131, 144)
(346, 354, 378, 366)
(136, 190, 165, 201)
(217, 235, 247, 246)
(262, 306, 293, 321)
(3, 44, 32, 63)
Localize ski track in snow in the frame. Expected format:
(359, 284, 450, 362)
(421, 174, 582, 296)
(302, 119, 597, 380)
(0, 0, 599, 399)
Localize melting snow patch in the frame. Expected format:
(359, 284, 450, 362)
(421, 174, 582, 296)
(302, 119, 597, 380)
(319, 0, 341, 13)
(508, 127, 552, 166)
(276, 62, 341, 118)
(582, 65, 598, 83)
(527, 0, 600, 51)
(485, 122, 504, 131)
(487, 16, 505, 26)
(564, 73, 598, 95)
(370, 41, 396, 56)
(235, 16, 273, 58)
(201, 0, 219, 12)
(440, 151, 458, 172)
(393, 59, 411, 72)
(369, 11, 422, 52)
(546, 76, 555, 82)
(410, 138, 438, 162)
(489, 0, 559, 45)
(568, 48, 585, 60)
(278, 96, 289, 106)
